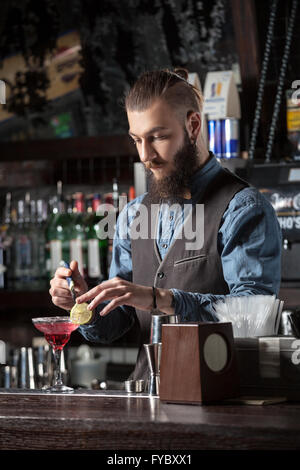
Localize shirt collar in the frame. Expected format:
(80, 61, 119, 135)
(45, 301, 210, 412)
(189, 152, 222, 201)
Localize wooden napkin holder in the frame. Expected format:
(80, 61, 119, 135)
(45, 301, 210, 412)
(159, 322, 240, 404)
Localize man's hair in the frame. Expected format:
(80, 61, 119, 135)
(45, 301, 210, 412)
(124, 68, 203, 123)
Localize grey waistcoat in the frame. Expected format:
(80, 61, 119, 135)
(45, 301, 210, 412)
(130, 167, 249, 381)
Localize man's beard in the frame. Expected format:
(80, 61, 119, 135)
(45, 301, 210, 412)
(146, 131, 200, 204)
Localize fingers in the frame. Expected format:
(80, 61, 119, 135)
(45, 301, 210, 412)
(100, 293, 131, 316)
(76, 277, 124, 304)
(69, 260, 88, 293)
(76, 284, 103, 304)
(51, 295, 73, 311)
(49, 277, 73, 310)
(87, 286, 128, 311)
(50, 277, 69, 290)
(49, 260, 85, 311)
(55, 267, 72, 279)
(70, 260, 81, 280)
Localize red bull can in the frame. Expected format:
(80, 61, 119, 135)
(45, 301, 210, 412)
(221, 118, 239, 158)
(207, 119, 222, 158)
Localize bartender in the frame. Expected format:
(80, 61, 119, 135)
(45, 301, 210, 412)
(49, 68, 282, 380)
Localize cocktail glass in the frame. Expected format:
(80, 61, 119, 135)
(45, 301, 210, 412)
(32, 316, 79, 393)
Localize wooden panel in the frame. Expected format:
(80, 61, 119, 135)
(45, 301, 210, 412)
(230, 0, 261, 133)
(0, 135, 138, 162)
(279, 288, 300, 308)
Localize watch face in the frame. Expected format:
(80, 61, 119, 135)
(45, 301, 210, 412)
(203, 333, 229, 372)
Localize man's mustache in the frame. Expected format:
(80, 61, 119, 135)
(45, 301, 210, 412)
(144, 160, 165, 170)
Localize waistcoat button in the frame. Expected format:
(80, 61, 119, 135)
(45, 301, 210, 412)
(158, 272, 164, 279)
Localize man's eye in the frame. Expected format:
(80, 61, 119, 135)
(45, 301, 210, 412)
(153, 135, 166, 141)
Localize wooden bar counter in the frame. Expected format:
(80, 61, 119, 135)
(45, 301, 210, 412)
(0, 389, 299, 450)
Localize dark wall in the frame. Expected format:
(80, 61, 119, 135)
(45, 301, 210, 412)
(0, 0, 239, 136)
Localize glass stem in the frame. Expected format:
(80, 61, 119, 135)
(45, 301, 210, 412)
(53, 348, 63, 386)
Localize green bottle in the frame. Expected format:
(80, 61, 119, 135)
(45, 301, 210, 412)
(86, 193, 108, 286)
(69, 192, 87, 279)
(35, 199, 47, 289)
(46, 181, 71, 278)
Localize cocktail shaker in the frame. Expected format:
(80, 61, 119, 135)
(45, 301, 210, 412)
(150, 314, 180, 344)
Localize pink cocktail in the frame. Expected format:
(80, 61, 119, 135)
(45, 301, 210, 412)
(32, 316, 79, 393)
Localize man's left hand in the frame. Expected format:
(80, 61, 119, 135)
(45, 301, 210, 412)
(76, 277, 152, 316)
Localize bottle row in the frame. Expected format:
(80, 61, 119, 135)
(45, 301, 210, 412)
(0, 180, 136, 291)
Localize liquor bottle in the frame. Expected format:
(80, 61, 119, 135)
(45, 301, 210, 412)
(29, 198, 40, 290)
(0, 233, 7, 289)
(13, 194, 34, 290)
(45, 197, 54, 280)
(2, 192, 15, 289)
(46, 182, 71, 278)
(112, 178, 119, 216)
(128, 186, 136, 202)
(35, 199, 47, 288)
(86, 193, 108, 286)
(85, 194, 93, 216)
(69, 192, 87, 279)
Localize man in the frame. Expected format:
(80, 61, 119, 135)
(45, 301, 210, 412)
(49, 69, 282, 380)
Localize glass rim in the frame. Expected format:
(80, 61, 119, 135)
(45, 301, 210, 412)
(32, 316, 73, 323)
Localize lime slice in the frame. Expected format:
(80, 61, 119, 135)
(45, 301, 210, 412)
(70, 302, 93, 325)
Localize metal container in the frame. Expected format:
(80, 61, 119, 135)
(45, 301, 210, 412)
(19, 347, 28, 388)
(124, 379, 145, 393)
(0, 340, 6, 364)
(150, 314, 180, 344)
(144, 342, 162, 396)
(208, 119, 222, 158)
(18, 347, 36, 389)
(221, 118, 239, 158)
(279, 310, 294, 336)
(0, 364, 17, 388)
(288, 310, 300, 338)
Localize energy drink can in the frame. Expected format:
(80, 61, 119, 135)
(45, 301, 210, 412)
(207, 119, 222, 158)
(221, 118, 239, 158)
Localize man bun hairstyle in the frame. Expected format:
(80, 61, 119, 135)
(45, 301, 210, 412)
(125, 68, 203, 123)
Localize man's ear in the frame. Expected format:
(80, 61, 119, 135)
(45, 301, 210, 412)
(186, 110, 202, 143)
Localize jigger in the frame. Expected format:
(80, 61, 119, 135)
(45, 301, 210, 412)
(144, 342, 162, 396)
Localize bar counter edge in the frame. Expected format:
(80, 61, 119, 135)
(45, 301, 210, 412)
(0, 389, 299, 450)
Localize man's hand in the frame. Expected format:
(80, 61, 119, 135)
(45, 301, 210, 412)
(49, 260, 88, 311)
(76, 277, 174, 316)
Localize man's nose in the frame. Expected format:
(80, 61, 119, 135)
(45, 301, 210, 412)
(139, 140, 156, 163)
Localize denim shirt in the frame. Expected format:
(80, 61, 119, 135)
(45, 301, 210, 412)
(79, 155, 282, 344)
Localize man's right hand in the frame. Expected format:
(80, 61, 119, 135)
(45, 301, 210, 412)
(49, 260, 88, 311)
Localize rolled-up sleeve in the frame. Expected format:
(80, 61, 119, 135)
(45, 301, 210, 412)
(170, 187, 282, 322)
